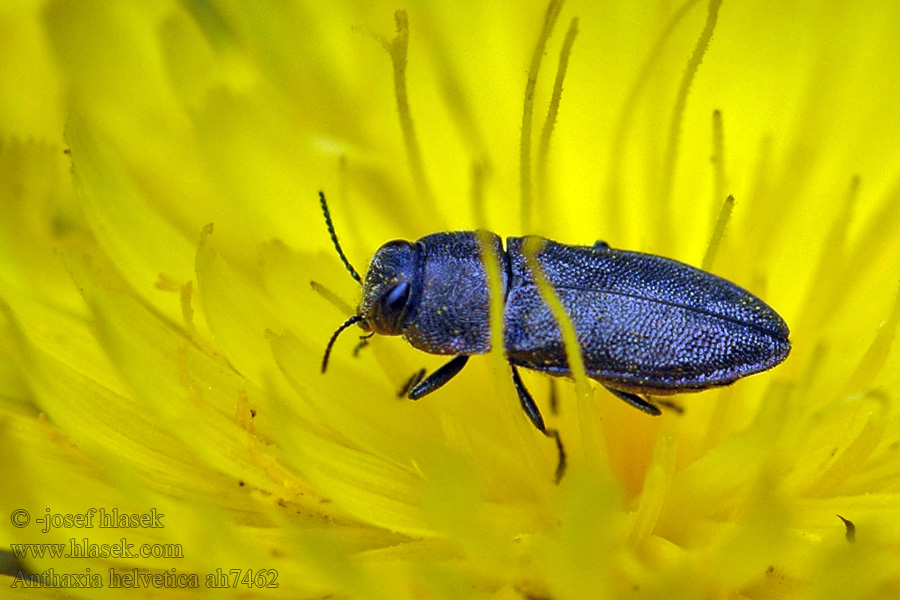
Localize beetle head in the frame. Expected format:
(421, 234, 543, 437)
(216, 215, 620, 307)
(320, 228, 421, 374)
(357, 240, 421, 335)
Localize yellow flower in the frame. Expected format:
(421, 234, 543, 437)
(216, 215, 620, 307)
(2, 1, 899, 598)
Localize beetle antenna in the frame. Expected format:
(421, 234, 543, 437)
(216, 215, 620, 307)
(322, 314, 364, 373)
(319, 191, 362, 284)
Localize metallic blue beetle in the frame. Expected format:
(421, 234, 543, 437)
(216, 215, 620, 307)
(319, 192, 790, 481)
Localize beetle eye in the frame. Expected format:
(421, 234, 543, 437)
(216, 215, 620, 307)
(383, 281, 410, 314)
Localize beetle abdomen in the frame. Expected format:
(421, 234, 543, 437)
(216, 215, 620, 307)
(503, 237, 790, 392)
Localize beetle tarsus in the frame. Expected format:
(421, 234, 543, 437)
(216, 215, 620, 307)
(603, 386, 662, 416)
(546, 428, 567, 483)
(407, 356, 470, 400)
(510, 363, 567, 483)
(655, 398, 684, 414)
(353, 333, 374, 357)
(398, 368, 426, 397)
(548, 379, 559, 415)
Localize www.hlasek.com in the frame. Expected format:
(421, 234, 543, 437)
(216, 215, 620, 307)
(11, 537, 183, 560)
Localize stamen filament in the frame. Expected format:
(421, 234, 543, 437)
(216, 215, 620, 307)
(521, 0, 565, 232)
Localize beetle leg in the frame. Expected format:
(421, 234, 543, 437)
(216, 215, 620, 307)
(655, 398, 684, 414)
(407, 356, 469, 400)
(353, 332, 374, 357)
(548, 379, 559, 415)
(592, 240, 610, 250)
(510, 364, 567, 483)
(603, 386, 662, 416)
(398, 368, 426, 397)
